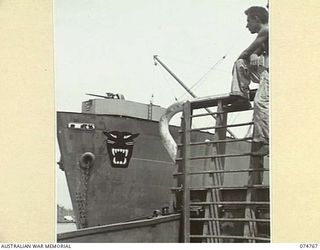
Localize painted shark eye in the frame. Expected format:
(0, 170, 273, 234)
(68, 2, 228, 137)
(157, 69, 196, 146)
(123, 135, 131, 139)
(109, 134, 117, 138)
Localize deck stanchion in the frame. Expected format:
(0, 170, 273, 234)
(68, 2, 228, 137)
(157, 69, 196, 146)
(181, 101, 192, 243)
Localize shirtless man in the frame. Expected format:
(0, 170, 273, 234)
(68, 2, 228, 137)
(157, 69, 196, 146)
(229, 6, 269, 154)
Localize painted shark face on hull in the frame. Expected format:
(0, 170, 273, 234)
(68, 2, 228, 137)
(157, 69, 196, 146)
(103, 131, 139, 168)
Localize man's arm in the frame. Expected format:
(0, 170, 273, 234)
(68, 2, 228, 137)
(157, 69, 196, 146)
(238, 27, 268, 60)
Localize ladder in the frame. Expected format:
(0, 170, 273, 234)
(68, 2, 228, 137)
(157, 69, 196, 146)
(172, 92, 270, 243)
(147, 103, 153, 120)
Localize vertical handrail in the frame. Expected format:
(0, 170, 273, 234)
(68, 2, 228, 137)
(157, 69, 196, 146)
(181, 101, 192, 243)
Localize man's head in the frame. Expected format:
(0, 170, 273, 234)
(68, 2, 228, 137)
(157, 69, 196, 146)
(245, 6, 268, 34)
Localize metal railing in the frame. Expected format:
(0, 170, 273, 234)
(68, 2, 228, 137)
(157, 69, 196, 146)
(159, 91, 270, 243)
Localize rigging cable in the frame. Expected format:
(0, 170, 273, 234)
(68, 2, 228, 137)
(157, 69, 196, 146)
(177, 54, 227, 101)
(189, 55, 226, 92)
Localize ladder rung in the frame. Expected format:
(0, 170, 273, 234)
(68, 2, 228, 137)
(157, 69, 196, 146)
(171, 184, 269, 191)
(173, 168, 269, 176)
(189, 235, 270, 242)
(190, 201, 270, 206)
(189, 122, 254, 132)
(176, 152, 252, 161)
(190, 218, 270, 223)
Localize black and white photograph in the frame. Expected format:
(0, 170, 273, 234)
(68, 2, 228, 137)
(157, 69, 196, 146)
(3, 0, 320, 246)
(55, 0, 270, 243)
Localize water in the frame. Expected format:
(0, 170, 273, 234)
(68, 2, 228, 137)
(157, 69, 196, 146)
(57, 223, 77, 234)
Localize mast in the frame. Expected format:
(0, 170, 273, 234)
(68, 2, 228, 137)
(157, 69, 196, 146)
(153, 55, 198, 99)
(153, 55, 236, 139)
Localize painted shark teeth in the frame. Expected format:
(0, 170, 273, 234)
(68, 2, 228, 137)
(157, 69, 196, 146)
(111, 148, 129, 165)
(111, 148, 129, 156)
(112, 157, 127, 165)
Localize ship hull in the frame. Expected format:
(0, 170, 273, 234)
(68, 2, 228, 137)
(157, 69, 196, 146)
(57, 111, 269, 231)
(57, 112, 180, 228)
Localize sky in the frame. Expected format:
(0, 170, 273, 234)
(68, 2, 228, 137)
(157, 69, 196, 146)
(54, 0, 267, 209)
